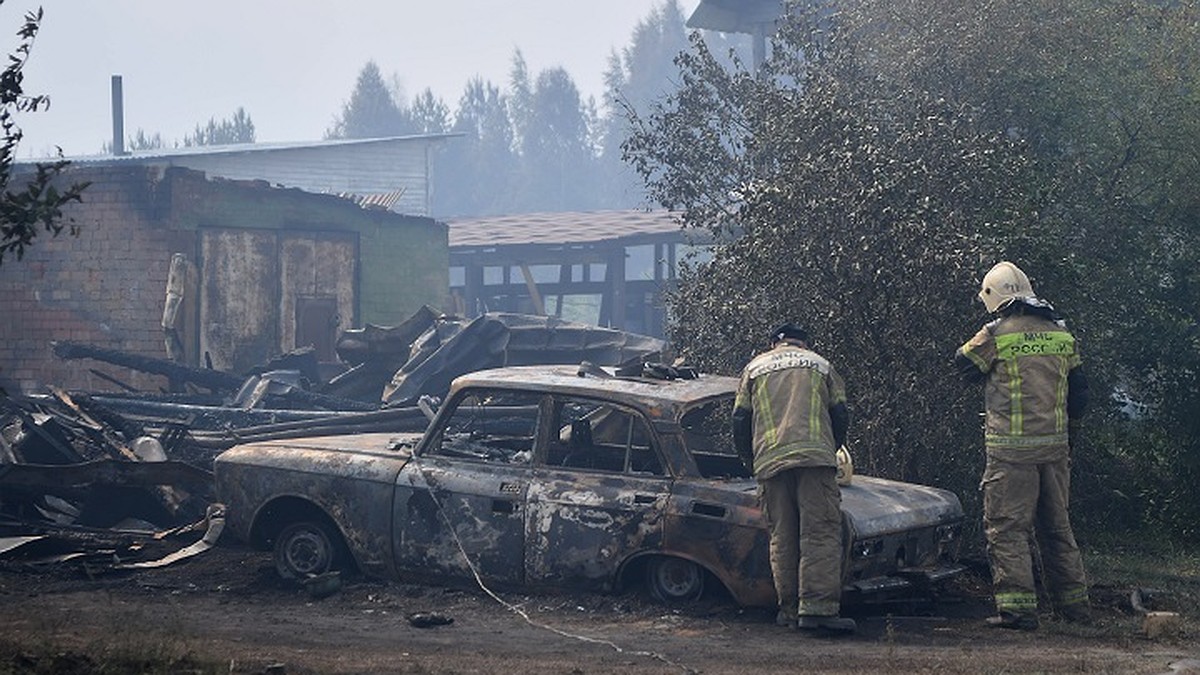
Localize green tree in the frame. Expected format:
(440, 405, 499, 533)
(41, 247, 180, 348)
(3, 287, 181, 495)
(507, 50, 533, 156)
(408, 88, 450, 134)
(514, 67, 597, 212)
(433, 77, 515, 217)
(327, 60, 407, 139)
(625, 0, 1200, 541)
(101, 127, 164, 153)
(627, 23, 1032, 521)
(836, 0, 1200, 538)
(127, 128, 164, 150)
(183, 107, 256, 146)
(598, 0, 691, 208)
(0, 3, 88, 266)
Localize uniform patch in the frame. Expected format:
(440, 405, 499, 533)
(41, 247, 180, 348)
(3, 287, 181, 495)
(995, 331, 1074, 360)
(747, 350, 830, 379)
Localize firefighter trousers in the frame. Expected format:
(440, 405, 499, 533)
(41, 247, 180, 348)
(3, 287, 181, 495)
(982, 455, 1089, 617)
(760, 466, 843, 618)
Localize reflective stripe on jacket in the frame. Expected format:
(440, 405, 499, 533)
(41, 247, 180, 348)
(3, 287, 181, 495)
(957, 313, 1081, 462)
(734, 345, 846, 480)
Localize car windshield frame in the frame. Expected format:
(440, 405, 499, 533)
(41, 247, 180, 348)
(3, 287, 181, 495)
(679, 392, 751, 480)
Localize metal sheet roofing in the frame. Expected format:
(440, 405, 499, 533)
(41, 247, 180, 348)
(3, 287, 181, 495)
(23, 133, 460, 165)
(447, 210, 686, 248)
(18, 134, 458, 217)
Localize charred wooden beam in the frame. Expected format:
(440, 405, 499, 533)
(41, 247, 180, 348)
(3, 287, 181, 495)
(49, 388, 139, 462)
(180, 405, 429, 449)
(255, 386, 377, 413)
(87, 369, 139, 393)
(51, 341, 243, 392)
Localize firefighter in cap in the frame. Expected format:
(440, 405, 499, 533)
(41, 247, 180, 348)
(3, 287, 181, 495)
(733, 323, 855, 634)
(956, 261, 1091, 629)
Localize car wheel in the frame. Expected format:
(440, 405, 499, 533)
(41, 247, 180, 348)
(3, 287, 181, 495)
(273, 520, 343, 580)
(646, 556, 705, 603)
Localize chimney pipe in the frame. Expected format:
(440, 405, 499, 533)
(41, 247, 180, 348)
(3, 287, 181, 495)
(111, 75, 126, 156)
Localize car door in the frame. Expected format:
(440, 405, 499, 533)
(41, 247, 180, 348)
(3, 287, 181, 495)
(524, 395, 670, 590)
(393, 388, 542, 585)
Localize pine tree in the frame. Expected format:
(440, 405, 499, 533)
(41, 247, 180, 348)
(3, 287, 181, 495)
(327, 61, 406, 139)
(183, 107, 256, 146)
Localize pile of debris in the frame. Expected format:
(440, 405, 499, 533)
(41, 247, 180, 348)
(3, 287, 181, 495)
(47, 308, 667, 448)
(1, 388, 214, 526)
(1, 309, 665, 570)
(0, 388, 220, 571)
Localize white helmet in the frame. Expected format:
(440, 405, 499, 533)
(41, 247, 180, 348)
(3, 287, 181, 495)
(978, 261, 1034, 312)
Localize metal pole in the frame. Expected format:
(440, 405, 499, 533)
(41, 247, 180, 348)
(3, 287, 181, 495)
(111, 75, 126, 156)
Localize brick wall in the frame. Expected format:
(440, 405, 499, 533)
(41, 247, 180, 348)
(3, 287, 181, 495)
(0, 165, 178, 394)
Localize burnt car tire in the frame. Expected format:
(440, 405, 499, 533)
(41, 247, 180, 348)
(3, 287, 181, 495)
(646, 557, 705, 603)
(273, 520, 344, 580)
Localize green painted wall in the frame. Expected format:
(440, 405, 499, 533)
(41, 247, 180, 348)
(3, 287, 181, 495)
(160, 166, 448, 326)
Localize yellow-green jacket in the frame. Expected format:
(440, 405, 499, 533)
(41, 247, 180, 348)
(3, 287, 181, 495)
(956, 307, 1088, 463)
(733, 344, 848, 480)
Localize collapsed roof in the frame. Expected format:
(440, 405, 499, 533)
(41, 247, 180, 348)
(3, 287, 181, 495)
(332, 309, 667, 406)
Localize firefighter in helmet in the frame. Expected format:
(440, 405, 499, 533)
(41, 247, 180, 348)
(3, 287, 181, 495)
(733, 323, 855, 634)
(955, 261, 1091, 629)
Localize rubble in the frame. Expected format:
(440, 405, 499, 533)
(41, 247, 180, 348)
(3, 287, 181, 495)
(50, 309, 666, 430)
(332, 308, 667, 406)
(0, 505, 222, 573)
(0, 388, 214, 540)
(1, 309, 667, 573)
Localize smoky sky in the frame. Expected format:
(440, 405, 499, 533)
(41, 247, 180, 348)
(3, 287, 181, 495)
(5, 0, 701, 158)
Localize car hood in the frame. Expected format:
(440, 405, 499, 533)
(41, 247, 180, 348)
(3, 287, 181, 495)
(840, 475, 963, 536)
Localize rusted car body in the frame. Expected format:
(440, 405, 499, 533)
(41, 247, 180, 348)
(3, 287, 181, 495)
(214, 365, 965, 606)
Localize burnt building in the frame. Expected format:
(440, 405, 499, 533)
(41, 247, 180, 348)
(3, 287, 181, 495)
(447, 210, 708, 339)
(0, 162, 447, 395)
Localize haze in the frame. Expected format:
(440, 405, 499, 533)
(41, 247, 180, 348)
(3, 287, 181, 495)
(4, 1, 701, 158)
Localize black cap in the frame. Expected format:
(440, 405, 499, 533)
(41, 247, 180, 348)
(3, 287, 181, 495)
(771, 323, 809, 345)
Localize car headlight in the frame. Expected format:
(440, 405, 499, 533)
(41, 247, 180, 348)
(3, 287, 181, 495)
(936, 524, 960, 543)
(936, 523, 962, 558)
(853, 538, 884, 559)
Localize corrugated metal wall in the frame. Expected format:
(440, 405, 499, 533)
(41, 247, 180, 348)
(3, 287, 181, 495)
(168, 142, 431, 216)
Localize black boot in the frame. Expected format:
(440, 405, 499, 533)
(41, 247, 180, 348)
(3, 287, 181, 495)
(797, 615, 856, 633)
(985, 611, 1039, 630)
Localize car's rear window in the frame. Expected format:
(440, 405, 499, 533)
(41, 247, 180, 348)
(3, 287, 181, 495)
(547, 397, 665, 476)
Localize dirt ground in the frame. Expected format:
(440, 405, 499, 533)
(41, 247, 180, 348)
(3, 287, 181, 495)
(0, 540, 1197, 675)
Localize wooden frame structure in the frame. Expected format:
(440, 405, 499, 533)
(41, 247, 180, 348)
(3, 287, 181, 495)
(448, 211, 707, 338)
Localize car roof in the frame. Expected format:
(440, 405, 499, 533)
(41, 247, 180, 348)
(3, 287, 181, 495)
(449, 365, 738, 409)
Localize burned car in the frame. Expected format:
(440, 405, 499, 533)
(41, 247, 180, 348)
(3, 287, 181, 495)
(214, 365, 964, 606)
